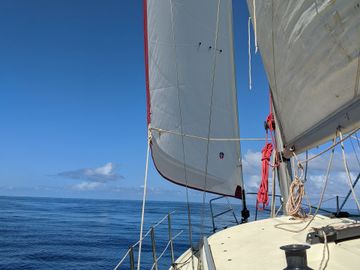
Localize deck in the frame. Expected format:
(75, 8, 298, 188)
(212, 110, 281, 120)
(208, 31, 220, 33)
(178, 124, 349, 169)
(172, 215, 360, 269)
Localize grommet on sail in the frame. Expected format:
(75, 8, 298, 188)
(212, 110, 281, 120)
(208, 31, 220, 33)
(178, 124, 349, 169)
(144, 0, 244, 198)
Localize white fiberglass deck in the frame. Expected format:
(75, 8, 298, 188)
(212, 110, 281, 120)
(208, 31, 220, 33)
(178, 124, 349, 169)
(173, 215, 360, 269)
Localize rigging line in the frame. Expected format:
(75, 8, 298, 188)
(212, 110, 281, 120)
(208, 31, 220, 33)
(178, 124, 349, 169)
(150, 127, 266, 141)
(275, 202, 282, 216)
(136, 131, 151, 270)
(150, 230, 184, 270)
(352, 133, 360, 154)
(304, 150, 309, 182)
(350, 136, 360, 168)
(252, 0, 258, 53)
(113, 248, 131, 270)
(248, 17, 252, 90)
(201, 0, 222, 240)
(294, 128, 360, 166)
(355, 132, 360, 148)
(174, 249, 201, 269)
(339, 130, 360, 210)
(271, 151, 277, 217)
(275, 134, 336, 233)
(318, 230, 330, 270)
(169, 1, 194, 268)
(134, 210, 177, 248)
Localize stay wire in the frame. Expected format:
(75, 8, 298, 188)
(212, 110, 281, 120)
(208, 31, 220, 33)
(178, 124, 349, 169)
(201, 0, 222, 241)
(338, 129, 360, 211)
(350, 136, 360, 168)
(136, 131, 151, 270)
(169, 0, 194, 268)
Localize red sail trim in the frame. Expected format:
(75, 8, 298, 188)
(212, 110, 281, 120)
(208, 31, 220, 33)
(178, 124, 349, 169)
(143, 0, 151, 125)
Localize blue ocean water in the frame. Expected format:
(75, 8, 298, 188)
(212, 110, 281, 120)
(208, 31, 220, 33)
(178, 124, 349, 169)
(0, 196, 266, 270)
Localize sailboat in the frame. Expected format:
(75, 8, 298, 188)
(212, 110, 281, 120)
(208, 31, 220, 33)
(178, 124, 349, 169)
(116, 0, 360, 269)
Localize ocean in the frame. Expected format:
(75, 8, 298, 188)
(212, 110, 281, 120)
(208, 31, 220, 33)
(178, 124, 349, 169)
(0, 196, 269, 270)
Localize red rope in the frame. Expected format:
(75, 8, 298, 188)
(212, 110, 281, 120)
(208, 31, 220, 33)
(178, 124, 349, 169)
(256, 93, 280, 210)
(257, 141, 273, 210)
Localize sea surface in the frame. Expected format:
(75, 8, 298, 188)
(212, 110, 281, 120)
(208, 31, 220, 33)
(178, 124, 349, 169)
(0, 196, 271, 270)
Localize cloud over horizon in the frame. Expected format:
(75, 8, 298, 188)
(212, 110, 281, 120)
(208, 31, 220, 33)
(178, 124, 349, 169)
(58, 162, 124, 186)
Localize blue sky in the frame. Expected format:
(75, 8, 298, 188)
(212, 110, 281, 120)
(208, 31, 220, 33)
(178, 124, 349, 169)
(0, 1, 359, 207)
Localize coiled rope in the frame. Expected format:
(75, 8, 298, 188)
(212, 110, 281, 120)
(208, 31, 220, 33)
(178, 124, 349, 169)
(275, 134, 337, 233)
(257, 142, 273, 209)
(285, 177, 306, 217)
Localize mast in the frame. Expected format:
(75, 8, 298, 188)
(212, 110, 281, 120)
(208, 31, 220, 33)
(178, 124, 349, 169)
(273, 108, 292, 214)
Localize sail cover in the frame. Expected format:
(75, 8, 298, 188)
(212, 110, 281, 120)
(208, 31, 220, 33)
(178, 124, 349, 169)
(248, 0, 360, 154)
(144, 0, 244, 198)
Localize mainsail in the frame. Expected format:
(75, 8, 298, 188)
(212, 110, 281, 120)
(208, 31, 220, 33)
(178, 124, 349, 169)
(144, 0, 244, 198)
(248, 0, 360, 154)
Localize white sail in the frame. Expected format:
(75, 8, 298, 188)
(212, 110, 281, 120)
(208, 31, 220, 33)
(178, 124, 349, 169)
(144, 0, 244, 198)
(248, 0, 360, 154)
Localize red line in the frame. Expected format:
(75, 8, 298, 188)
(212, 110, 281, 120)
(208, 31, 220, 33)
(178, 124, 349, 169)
(143, 0, 151, 125)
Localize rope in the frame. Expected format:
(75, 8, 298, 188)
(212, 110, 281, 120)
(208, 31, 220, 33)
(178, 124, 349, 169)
(275, 202, 283, 216)
(350, 136, 360, 168)
(248, 17, 252, 90)
(150, 127, 266, 141)
(304, 150, 309, 182)
(285, 177, 306, 217)
(252, 0, 258, 53)
(275, 135, 336, 233)
(339, 130, 360, 210)
(133, 211, 176, 248)
(256, 98, 279, 211)
(136, 130, 151, 270)
(113, 248, 131, 270)
(318, 230, 329, 270)
(257, 142, 273, 209)
(352, 133, 360, 146)
(169, 0, 195, 268)
(150, 230, 183, 270)
(270, 151, 277, 217)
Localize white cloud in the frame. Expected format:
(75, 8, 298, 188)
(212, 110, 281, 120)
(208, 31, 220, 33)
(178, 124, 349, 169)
(296, 150, 359, 173)
(58, 162, 124, 182)
(242, 150, 262, 176)
(73, 181, 102, 191)
(240, 149, 360, 205)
